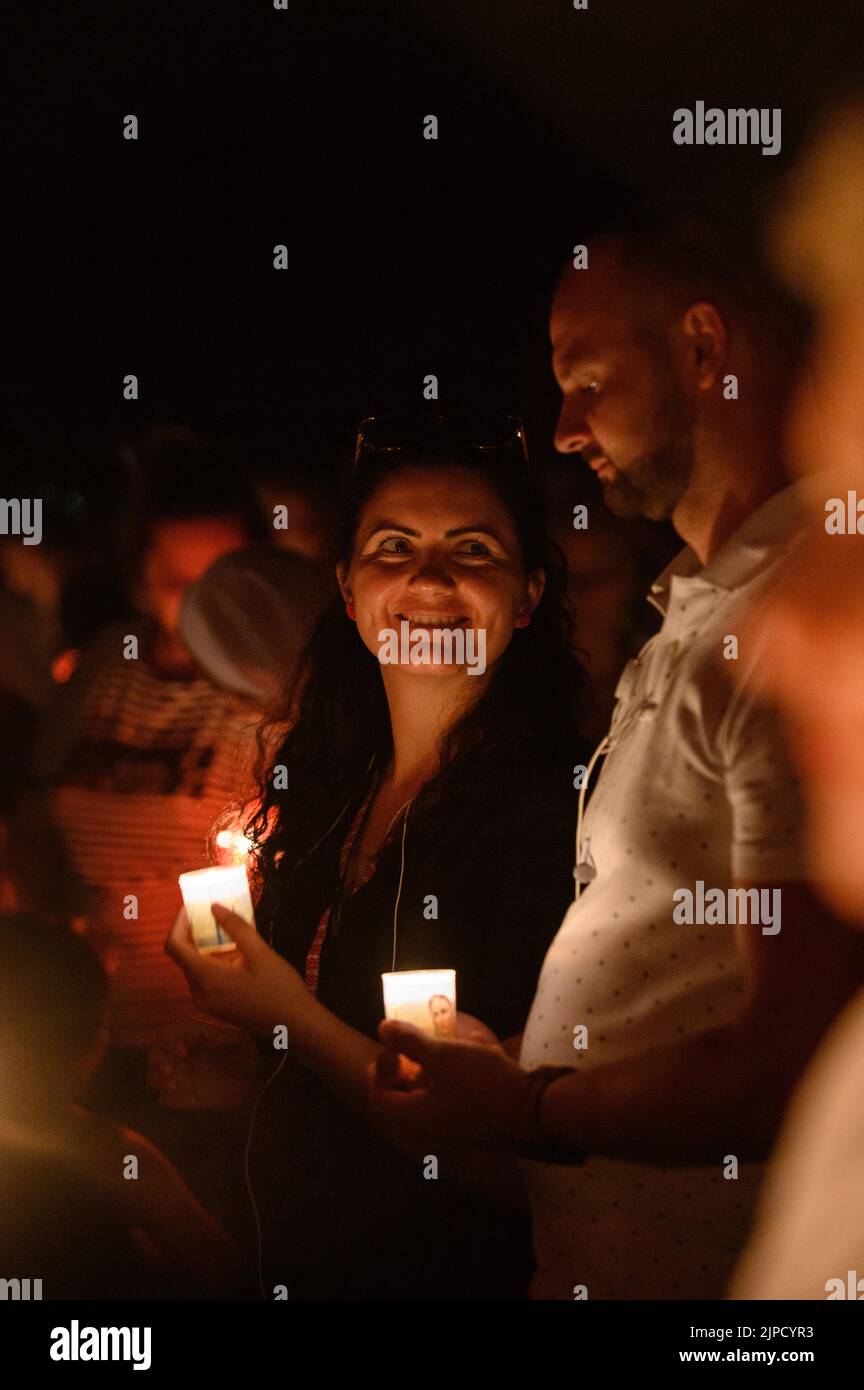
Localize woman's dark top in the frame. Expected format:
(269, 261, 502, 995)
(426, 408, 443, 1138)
(250, 758, 580, 1300)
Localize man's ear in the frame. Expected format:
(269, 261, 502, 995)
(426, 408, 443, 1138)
(681, 301, 728, 390)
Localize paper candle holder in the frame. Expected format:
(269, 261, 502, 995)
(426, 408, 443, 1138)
(178, 865, 255, 953)
(381, 969, 457, 1037)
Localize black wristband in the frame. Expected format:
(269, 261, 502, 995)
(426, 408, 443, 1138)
(512, 1065, 586, 1166)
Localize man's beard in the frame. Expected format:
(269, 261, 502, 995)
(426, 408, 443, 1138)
(600, 391, 696, 522)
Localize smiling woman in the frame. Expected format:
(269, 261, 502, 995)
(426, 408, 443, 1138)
(185, 419, 592, 1299)
(351, 461, 540, 684)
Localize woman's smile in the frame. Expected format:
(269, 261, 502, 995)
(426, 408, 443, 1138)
(394, 612, 470, 628)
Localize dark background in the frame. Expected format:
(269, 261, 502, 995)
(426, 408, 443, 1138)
(5, 0, 864, 507)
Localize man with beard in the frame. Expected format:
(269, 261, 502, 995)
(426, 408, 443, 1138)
(370, 203, 864, 1300)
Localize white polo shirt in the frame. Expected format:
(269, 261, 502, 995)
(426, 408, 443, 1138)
(520, 483, 811, 1300)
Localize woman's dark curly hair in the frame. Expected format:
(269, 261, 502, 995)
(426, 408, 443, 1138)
(247, 446, 588, 920)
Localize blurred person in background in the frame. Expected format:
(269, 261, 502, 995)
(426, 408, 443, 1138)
(0, 507, 72, 710)
(179, 546, 335, 708)
(542, 457, 677, 740)
(730, 102, 864, 1300)
(0, 912, 238, 1298)
(252, 448, 340, 565)
(0, 478, 100, 909)
(0, 431, 143, 733)
(9, 431, 260, 1189)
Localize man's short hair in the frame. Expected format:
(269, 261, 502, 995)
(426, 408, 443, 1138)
(582, 196, 810, 363)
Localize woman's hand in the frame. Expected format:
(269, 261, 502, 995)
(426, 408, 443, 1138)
(368, 1018, 536, 1152)
(146, 1021, 262, 1112)
(165, 904, 313, 1040)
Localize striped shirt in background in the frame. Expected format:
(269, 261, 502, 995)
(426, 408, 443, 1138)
(35, 622, 261, 1049)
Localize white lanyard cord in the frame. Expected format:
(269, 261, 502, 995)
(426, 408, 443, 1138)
(574, 733, 611, 901)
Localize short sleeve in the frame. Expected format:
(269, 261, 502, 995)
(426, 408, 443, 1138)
(718, 684, 808, 883)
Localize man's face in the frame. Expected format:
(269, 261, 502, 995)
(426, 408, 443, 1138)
(140, 516, 249, 674)
(550, 243, 697, 522)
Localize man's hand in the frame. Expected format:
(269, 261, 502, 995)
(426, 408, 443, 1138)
(369, 1018, 536, 1152)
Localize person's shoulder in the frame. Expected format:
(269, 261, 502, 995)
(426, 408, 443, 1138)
(65, 620, 149, 691)
(68, 1106, 165, 1170)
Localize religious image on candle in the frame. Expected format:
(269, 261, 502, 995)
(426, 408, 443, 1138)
(381, 969, 457, 1037)
(178, 865, 255, 953)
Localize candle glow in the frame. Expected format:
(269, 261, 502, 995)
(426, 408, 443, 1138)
(213, 826, 253, 866)
(381, 969, 457, 1037)
(178, 865, 255, 953)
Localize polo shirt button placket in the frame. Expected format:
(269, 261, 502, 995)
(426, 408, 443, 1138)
(662, 638, 685, 683)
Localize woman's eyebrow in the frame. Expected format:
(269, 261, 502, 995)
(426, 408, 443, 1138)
(445, 524, 504, 543)
(363, 519, 421, 537)
(363, 521, 505, 543)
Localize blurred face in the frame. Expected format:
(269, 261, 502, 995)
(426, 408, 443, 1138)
(555, 523, 638, 677)
(746, 111, 864, 922)
(785, 336, 864, 917)
(0, 544, 63, 612)
(338, 467, 543, 679)
(429, 995, 455, 1036)
(787, 296, 864, 491)
(745, 531, 864, 920)
(551, 243, 697, 521)
(257, 483, 335, 562)
(140, 516, 249, 673)
(0, 1021, 106, 1112)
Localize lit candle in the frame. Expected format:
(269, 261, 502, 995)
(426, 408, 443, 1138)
(381, 969, 457, 1037)
(178, 865, 255, 953)
(214, 827, 253, 867)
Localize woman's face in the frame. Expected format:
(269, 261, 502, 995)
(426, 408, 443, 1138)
(338, 467, 544, 679)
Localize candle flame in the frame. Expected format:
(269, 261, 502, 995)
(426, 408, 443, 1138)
(214, 828, 252, 865)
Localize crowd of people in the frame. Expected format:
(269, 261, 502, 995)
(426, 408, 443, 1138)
(2, 103, 863, 1301)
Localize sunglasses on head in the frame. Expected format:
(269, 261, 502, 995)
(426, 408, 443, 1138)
(353, 413, 531, 471)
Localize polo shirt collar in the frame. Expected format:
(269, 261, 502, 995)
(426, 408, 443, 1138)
(647, 480, 808, 616)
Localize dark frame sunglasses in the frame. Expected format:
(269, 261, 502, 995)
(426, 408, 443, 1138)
(353, 413, 530, 471)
